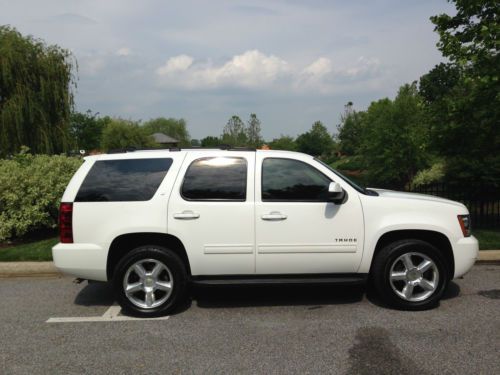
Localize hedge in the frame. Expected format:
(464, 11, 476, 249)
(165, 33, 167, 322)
(0, 150, 82, 241)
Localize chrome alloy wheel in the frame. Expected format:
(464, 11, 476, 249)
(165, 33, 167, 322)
(389, 252, 439, 302)
(123, 259, 174, 309)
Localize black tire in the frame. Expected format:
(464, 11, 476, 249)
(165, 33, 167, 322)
(371, 239, 449, 310)
(112, 246, 188, 317)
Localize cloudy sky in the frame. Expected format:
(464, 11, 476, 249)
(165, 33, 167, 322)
(1, 0, 455, 140)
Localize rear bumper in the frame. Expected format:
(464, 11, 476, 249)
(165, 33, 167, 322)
(52, 243, 108, 281)
(453, 235, 479, 279)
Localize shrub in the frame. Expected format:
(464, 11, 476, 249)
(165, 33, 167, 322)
(411, 161, 445, 187)
(0, 149, 82, 241)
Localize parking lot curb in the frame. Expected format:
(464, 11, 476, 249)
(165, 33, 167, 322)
(477, 250, 500, 264)
(0, 251, 499, 277)
(0, 261, 60, 278)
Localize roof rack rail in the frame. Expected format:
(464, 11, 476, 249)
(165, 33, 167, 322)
(218, 144, 256, 151)
(107, 147, 138, 154)
(166, 145, 256, 151)
(106, 145, 256, 154)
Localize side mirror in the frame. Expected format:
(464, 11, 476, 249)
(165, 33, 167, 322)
(327, 182, 346, 204)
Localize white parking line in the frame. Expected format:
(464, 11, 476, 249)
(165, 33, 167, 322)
(101, 305, 122, 319)
(46, 305, 170, 323)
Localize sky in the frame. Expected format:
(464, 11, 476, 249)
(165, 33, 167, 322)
(0, 0, 455, 140)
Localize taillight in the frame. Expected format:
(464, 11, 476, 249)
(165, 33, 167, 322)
(59, 203, 73, 243)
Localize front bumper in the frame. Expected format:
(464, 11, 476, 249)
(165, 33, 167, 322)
(453, 235, 479, 279)
(52, 243, 108, 281)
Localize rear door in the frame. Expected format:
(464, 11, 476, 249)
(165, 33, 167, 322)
(167, 151, 256, 276)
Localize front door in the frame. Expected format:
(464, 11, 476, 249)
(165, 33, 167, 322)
(255, 154, 364, 274)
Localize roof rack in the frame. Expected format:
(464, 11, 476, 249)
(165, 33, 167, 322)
(106, 145, 256, 154)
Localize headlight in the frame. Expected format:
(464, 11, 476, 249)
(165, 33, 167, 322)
(457, 214, 471, 237)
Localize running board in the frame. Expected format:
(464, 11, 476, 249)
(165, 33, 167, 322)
(191, 274, 368, 286)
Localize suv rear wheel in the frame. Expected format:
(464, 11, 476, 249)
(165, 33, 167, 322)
(371, 239, 449, 310)
(113, 246, 188, 317)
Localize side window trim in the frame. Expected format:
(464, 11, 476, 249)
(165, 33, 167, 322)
(260, 157, 332, 202)
(180, 156, 248, 202)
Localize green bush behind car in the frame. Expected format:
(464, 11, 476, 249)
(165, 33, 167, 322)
(0, 149, 82, 241)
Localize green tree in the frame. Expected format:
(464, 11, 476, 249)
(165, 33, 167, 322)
(69, 111, 111, 151)
(142, 117, 190, 146)
(201, 136, 221, 147)
(190, 139, 201, 147)
(336, 102, 366, 155)
(268, 135, 297, 151)
(431, 0, 498, 76)
(246, 113, 263, 148)
(360, 83, 429, 189)
(296, 121, 334, 157)
(419, 63, 461, 104)
(101, 119, 155, 151)
(221, 115, 247, 146)
(425, 0, 500, 186)
(0, 26, 76, 156)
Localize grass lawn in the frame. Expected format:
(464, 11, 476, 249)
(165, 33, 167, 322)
(0, 229, 498, 262)
(0, 237, 57, 262)
(474, 229, 500, 250)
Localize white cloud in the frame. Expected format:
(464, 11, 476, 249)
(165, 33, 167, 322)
(207, 50, 290, 87)
(116, 47, 131, 56)
(155, 50, 383, 93)
(156, 55, 194, 75)
(156, 50, 290, 89)
(344, 56, 381, 78)
(303, 57, 332, 77)
(295, 57, 334, 93)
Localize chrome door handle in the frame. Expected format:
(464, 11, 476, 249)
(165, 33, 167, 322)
(261, 212, 287, 221)
(173, 211, 200, 220)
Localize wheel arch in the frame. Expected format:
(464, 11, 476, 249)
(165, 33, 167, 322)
(107, 232, 191, 280)
(370, 229, 454, 279)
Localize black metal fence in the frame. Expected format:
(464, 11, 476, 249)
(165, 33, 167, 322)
(408, 183, 500, 229)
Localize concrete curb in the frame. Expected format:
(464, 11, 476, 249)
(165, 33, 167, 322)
(0, 262, 60, 278)
(477, 250, 500, 264)
(0, 251, 499, 278)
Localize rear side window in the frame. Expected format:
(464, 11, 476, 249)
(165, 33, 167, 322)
(262, 158, 331, 201)
(75, 158, 173, 202)
(181, 157, 247, 201)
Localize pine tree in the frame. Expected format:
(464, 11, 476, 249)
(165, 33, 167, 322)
(221, 115, 247, 146)
(246, 113, 263, 148)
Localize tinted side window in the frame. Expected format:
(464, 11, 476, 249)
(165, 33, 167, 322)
(262, 158, 331, 201)
(182, 157, 247, 201)
(75, 158, 173, 202)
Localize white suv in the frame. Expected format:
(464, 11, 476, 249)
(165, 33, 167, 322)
(53, 148, 478, 316)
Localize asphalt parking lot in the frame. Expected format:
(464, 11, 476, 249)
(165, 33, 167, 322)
(0, 265, 499, 375)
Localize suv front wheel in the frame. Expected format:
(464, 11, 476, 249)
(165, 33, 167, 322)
(113, 246, 188, 317)
(371, 239, 449, 310)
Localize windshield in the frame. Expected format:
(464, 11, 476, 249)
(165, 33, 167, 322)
(314, 158, 369, 195)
